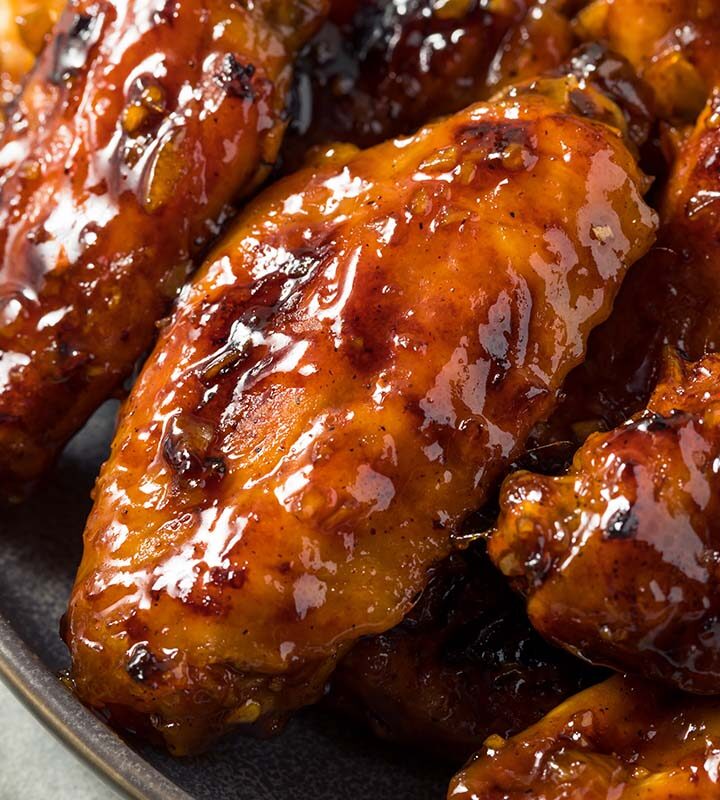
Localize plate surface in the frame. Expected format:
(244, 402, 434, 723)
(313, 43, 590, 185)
(0, 403, 451, 799)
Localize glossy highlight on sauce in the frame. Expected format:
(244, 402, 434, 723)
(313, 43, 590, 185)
(449, 674, 720, 799)
(0, 0, 327, 498)
(65, 69, 655, 754)
(491, 352, 720, 692)
(531, 83, 720, 453)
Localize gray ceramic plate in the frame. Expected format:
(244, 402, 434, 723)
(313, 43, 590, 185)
(0, 402, 451, 799)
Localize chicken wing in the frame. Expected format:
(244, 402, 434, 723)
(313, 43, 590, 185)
(513, 2, 720, 464)
(576, 0, 720, 120)
(0, 0, 327, 499)
(64, 69, 656, 754)
(531, 74, 720, 462)
(321, 44, 653, 759)
(449, 674, 720, 799)
(282, 0, 580, 169)
(492, 351, 720, 692)
(329, 545, 603, 761)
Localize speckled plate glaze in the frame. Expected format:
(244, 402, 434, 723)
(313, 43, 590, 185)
(0, 402, 450, 799)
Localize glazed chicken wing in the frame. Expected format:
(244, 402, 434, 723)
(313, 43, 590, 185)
(533, 75, 720, 452)
(65, 71, 655, 753)
(0, 0, 327, 498)
(282, 0, 580, 169)
(492, 351, 720, 692)
(496, 92, 720, 691)
(329, 546, 602, 761)
(322, 45, 653, 759)
(449, 674, 720, 799)
(576, 0, 720, 120)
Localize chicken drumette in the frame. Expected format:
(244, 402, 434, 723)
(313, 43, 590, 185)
(65, 68, 655, 753)
(321, 42, 655, 757)
(492, 351, 720, 692)
(0, 0, 327, 498)
(533, 72, 720, 451)
(450, 674, 720, 799)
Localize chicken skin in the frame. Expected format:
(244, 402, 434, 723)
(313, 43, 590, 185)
(324, 43, 654, 759)
(530, 79, 720, 468)
(0, 0, 327, 498)
(65, 71, 655, 753)
(492, 352, 720, 693)
(0, 0, 64, 106)
(282, 0, 579, 168)
(329, 546, 603, 761)
(521, 2, 720, 458)
(576, 0, 720, 120)
(449, 674, 720, 800)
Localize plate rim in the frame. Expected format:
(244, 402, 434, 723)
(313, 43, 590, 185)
(0, 613, 192, 800)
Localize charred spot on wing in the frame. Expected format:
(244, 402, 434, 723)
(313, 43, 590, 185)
(216, 54, 257, 101)
(558, 42, 654, 147)
(455, 120, 531, 146)
(568, 88, 603, 120)
(126, 641, 164, 684)
(639, 413, 673, 433)
(454, 120, 535, 167)
(603, 508, 639, 541)
(209, 565, 248, 590)
(50, 12, 104, 86)
(198, 243, 328, 385)
(161, 415, 226, 488)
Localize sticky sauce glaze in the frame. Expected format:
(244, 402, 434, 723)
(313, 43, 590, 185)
(281, 0, 578, 170)
(530, 87, 720, 455)
(0, 0, 327, 497)
(329, 545, 603, 761)
(450, 674, 720, 799)
(492, 352, 720, 693)
(65, 74, 656, 754)
(576, 0, 720, 120)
